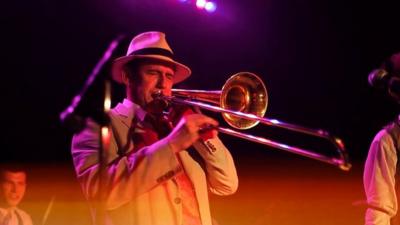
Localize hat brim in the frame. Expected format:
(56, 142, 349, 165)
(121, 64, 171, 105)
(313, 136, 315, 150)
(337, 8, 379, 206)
(111, 55, 191, 84)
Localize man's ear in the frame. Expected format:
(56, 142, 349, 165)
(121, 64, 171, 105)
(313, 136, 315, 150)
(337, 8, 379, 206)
(121, 70, 130, 85)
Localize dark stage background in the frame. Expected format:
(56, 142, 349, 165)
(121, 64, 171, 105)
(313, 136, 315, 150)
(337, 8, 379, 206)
(1, 0, 400, 224)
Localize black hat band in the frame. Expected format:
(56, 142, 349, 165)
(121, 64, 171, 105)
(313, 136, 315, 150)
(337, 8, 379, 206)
(130, 48, 175, 60)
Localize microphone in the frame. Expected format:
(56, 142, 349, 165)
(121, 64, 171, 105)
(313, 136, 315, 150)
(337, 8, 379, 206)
(60, 34, 126, 132)
(368, 63, 400, 102)
(369, 52, 400, 89)
(368, 52, 400, 102)
(368, 68, 390, 89)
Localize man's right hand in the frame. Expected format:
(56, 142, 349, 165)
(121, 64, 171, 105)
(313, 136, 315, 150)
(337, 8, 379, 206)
(166, 114, 218, 152)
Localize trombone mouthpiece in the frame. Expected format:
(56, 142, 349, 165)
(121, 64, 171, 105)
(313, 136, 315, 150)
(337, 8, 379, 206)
(152, 90, 163, 98)
(147, 91, 170, 114)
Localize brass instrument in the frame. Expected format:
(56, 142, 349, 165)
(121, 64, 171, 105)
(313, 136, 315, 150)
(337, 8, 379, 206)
(163, 72, 351, 171)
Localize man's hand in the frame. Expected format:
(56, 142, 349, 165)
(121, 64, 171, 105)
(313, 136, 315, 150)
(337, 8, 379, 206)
(166, 114, 218, 152)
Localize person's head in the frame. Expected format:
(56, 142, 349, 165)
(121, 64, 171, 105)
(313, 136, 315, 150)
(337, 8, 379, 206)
(121, 58, 176, 108)
(111, 31, 191, 108)
(0, 164, 27, 208)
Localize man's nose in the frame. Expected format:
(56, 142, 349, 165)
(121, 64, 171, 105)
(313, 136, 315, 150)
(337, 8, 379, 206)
(11, 184, 17, 192)
(156, 74, 167, 89)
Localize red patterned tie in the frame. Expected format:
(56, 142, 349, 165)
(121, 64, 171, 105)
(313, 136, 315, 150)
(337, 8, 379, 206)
(129, 115, 160, 152)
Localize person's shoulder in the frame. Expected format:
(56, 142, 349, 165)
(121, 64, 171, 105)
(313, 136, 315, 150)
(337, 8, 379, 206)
(375, 120, 400, 141)
(375, 128, 391, 139)
(370, 127, 397, 153)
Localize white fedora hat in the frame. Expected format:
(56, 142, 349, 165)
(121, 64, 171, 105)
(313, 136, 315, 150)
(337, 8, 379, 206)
(112, 31, 191, 84)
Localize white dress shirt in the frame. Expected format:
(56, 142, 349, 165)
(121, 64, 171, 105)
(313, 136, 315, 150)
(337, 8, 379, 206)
(364, 122, 399, 225)
(0, 207, 33, 225)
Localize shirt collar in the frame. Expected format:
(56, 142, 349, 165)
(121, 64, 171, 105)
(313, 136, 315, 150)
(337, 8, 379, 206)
(122, 98, 147, 122)
(0, 206, 17, 213)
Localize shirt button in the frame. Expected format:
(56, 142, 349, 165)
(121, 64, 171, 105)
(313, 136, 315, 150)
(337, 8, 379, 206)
(174, 197, 182, 204)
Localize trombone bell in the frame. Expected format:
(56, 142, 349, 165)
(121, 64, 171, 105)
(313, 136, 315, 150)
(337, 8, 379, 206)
(221, 72, 268, 129)
(172, 72, 268, 129)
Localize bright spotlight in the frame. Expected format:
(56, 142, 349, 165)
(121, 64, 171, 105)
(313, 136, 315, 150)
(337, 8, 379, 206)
(204, 1, 216, 12)
(196, 0, 207, 9)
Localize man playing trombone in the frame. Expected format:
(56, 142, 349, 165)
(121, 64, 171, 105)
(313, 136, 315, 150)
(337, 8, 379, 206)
(71, 31, 238, 225)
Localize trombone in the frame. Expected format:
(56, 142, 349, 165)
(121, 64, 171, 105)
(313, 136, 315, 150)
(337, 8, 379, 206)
(161, 72, 351, 171)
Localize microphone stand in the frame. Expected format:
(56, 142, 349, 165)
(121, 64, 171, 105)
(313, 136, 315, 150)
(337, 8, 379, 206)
(59, 35, 125, 225)
(59, 35, 125, 131)
(96, 78, 112, 225)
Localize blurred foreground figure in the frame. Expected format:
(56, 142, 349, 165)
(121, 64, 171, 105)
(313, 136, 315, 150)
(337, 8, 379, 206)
(71, 31, 238, 225)
(0, 164, 33, 225)
(364, 52, 400, 225)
